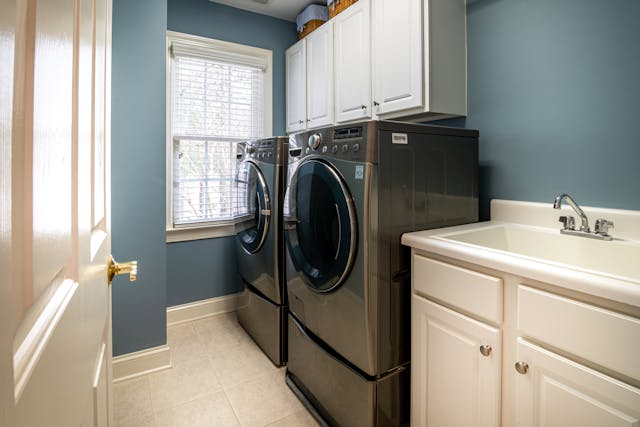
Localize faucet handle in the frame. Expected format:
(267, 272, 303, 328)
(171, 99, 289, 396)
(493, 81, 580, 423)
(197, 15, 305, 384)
(558, 215, 576, 230)
(594, 218, 614, 235)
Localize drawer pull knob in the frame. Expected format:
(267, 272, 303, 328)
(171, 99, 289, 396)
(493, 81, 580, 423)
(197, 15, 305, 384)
(479, 345, 492, 357)
(515, 361, 529, 375)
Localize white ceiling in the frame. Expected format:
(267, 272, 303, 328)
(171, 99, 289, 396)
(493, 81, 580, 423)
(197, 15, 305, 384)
(209, 0, 318, 22)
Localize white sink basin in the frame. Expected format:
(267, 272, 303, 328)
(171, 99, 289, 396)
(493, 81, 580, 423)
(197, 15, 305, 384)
(436, 224, 640, 283)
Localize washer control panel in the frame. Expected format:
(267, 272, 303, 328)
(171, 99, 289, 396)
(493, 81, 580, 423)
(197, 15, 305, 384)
(290, 125, 369, 162)
(240, 137, 287, 165)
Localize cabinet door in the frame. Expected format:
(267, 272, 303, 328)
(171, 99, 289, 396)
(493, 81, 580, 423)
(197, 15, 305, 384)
(412, 295, 501, 427)
(286, 39, 306, 133)
(334, 0, 371, 123)
(306, 21, 334, 129)
(372, 0, 422, 115)
(515, 339, 640, 427)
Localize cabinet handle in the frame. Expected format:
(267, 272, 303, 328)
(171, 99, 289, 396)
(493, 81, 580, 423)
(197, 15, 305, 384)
(373, 101, 379, 107)
(298, 120, 304, 124)
(479, 345, 492, 357)
(515, 361, 529, 375)
(361, 105, 367, 110)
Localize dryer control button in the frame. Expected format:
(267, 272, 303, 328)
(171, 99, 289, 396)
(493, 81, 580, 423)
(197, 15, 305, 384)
(352, 144, 360, 153)
(267, 151, 273, 158)
(305, 148, 310, 155)
(341, 144, 349, 153)
(331, 145, 338, 154)
(322, 146, 328, 153)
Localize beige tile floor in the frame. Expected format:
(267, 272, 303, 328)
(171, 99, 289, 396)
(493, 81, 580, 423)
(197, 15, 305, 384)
(114, 312, 320, 427)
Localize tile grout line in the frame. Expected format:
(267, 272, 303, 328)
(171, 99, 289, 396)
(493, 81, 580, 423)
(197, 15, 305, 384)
(116, 314, 317, 427)
(222, 384, 244, 427)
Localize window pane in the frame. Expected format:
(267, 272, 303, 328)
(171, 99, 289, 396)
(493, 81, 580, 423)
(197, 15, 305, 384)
(173, 139, 239, 224)
(171, 45, 265, 226)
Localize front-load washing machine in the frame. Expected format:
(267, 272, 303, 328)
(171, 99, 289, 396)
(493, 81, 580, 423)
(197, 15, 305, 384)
(283, 121, 479, 426)
(235, 136, 289, 366)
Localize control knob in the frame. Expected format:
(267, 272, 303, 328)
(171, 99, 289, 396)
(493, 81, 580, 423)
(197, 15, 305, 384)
(308, 133, 323, 150)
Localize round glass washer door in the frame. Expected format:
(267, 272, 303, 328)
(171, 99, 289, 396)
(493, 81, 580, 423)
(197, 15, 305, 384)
(285, 159, 357, 293)
(237, 161, 271, 254)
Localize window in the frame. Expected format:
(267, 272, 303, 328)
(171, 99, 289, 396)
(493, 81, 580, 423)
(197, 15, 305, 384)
(166, 32, 272, 242)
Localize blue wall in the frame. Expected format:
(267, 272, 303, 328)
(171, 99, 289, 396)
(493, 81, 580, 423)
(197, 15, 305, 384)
(111, 0, 168, 355)
(449, 0, 640, 218)
(165, 0, 297, 306)
(166, 238, 238, 306)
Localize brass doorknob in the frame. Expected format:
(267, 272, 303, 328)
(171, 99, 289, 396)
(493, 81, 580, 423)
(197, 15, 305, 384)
(107, 255, 138, 285)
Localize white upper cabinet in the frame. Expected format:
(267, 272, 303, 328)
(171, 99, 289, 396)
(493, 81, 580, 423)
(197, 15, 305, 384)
(306, 21, 334, 129)
(286, 39, 307, 133)
(334, 0, 372, 123)
(373, 0, 467, 120)
(372, 0, 423, 115)
(284, 0, 467, 131)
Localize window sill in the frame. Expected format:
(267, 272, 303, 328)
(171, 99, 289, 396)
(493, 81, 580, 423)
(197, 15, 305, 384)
(166, 224, 236, 243)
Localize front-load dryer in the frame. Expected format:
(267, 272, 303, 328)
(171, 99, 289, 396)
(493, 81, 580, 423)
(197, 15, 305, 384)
(235, 136, 289, 366)
(283, 121, 479, 426)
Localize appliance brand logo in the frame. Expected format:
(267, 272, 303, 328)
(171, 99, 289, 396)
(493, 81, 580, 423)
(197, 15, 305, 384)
(392, 133, 408, 144)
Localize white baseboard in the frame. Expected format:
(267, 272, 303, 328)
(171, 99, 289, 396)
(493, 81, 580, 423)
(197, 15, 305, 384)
(112, 344, 171, 383)
(166, 293, 239, 326)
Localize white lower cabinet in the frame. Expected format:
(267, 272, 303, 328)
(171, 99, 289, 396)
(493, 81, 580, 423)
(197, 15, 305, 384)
(410, 252, 640, 426)
(411, 294, 501, 427)
(515, 339, 640, 427)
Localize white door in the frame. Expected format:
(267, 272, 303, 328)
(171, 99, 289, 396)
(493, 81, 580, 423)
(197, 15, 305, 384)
(412, 295, 501, 427)
(372, 0, 422, 115)
(306, 21, 334, 129)
(334, 0, 372, 123)
(515, 339, 640, 427)
(285, 39, 307, 133)
(0, 0, 122, 425)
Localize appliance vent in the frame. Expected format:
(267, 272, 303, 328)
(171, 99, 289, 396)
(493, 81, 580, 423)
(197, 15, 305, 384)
(333, 127, 363, 140)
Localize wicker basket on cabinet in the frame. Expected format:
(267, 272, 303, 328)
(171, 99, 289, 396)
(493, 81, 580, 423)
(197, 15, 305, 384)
(298, 19, 325, 39)
(328, 0, 358, 19)
(297, 4, 329, 39)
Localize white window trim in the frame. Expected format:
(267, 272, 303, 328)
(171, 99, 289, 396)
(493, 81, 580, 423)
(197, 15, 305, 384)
(165, 31, 273, 243)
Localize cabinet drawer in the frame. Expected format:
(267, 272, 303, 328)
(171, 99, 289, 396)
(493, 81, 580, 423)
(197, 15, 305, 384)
(518, 285, 640, 382)
(413, 255, 503, 324)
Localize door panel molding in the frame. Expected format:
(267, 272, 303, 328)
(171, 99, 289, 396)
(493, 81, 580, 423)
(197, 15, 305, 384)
(13, 278, 78, 402)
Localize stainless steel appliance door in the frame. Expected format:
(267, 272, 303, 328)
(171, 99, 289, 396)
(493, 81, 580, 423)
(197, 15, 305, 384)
(285, 159, 358, 293)
(236, 161, 271, 254)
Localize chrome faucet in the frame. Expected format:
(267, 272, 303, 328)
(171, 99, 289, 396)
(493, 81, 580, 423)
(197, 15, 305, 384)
(553, 193, 613, 240)
(553, 193, 590, 232)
